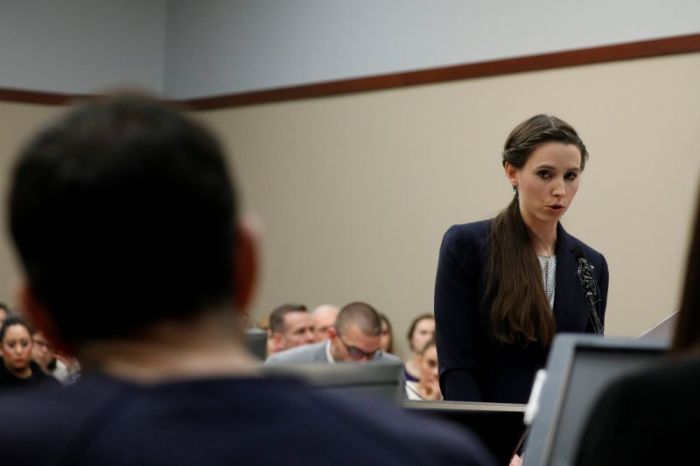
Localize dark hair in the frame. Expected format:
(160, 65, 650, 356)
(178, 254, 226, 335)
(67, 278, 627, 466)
(672, 184, 700, 353)
(268, 304, 308, 333)
(378, 313, 394, 353)
(485, 114, 588, 346)
(0, 303, 10, 320)
(406, 313, 434, 352)
(0, 316, 34, 343)
(8, 95, 237, 345)
(335, 302, 381, 337)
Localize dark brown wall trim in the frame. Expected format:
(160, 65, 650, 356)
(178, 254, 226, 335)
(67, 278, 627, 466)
(0, 88, 84, 106)
(185, 33, 700, 110)
(2, 33, 699, 110)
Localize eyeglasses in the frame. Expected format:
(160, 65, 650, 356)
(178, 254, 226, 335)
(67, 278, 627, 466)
(338, 335, 380, 361)
(33, 339, 53, 351)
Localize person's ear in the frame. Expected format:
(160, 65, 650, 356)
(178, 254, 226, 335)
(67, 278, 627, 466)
(504, 162, 519, 189)
(270, 332, 284, 352)
(327, 325, 337, 341)
(233, 214, 262, 315)
(17, 283, 74, 356)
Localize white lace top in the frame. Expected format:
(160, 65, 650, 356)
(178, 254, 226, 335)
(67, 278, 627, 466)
(538, 255, 557, 309)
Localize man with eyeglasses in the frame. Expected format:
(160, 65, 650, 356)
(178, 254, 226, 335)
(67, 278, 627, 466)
(265, 302, 400, 364)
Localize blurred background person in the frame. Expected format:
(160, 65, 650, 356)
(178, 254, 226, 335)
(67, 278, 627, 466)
(0, 95, 493, 465)
(31, 330, 70, 384)
(266, 302, 400, 365)
(405, 314, 435, 382)
(311, 304, 339, 342)
(0, 303, 11, 327)
(256, 314, 276, 357)
(406, 338, 441, 400)
(379, 313, 394, 354)
(267, 303, 315, 355)
(0, 317, 59, 390)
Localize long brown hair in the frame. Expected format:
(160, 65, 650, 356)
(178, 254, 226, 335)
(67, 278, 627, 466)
(406, 313, 434, 352)
(378, 313, 394, 354)
(485, 115, 588, 346)
(671, 184, 700, 353)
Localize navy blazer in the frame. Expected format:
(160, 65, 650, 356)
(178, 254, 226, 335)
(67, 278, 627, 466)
(434, 220, 608, 403)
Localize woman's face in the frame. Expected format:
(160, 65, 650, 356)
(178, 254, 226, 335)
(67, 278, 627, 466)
(411, 318, 435, 353)
(419, 344, 439, 386)
(506, 142, 582, 229)
(32, 332, 55, 370)
(2, 324, 33, 373)
(380, 320, 392, 353)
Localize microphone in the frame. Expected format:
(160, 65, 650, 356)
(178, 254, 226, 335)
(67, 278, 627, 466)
(572, 246, 604, 334)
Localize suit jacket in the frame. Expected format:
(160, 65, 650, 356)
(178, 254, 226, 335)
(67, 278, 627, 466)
(434, 220, 608, 403)
(576, 356, 700, 466)
(264, 341, 402, 365)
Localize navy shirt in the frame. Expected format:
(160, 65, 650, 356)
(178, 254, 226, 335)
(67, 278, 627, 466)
(0, 361, 60, 392)
(0, 372, 495, 466)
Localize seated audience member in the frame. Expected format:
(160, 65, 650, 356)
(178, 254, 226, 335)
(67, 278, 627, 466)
(267, 303, 315, 354)
(31, 330, 70, 384)
(406, 338, 441, 401)
(0, 95, 494, 465)
(257, 314, 270, 331)
(379, 313, 394, 354)
(256, 314, 276, 357)
(0, 317, 59, 391)
(266, 302, 401, 364)
(405, 314, 435, 381)
(575, 184, 700, 466)
(0, 302, 11, 327)
(311, 304, 339, 342)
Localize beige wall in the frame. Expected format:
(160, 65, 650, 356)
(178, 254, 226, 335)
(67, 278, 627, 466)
(0, 103, 62, 306)
(198, 52, 700, 357)
(0, 52, 698, 358)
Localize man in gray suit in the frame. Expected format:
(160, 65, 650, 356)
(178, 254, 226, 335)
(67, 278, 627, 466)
(265, 302, 400, 364)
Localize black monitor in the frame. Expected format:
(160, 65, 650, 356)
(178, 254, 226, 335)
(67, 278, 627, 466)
(245, 328, 267, 360)
(523, 334, 668, 466)
(405, 400, 526, 465)
(262, 360, 404, 403)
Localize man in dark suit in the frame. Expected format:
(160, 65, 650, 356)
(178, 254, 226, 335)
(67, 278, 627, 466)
(0, 95, 494, 466)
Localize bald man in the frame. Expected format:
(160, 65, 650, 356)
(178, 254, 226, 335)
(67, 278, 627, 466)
(311, 304, 339, 342)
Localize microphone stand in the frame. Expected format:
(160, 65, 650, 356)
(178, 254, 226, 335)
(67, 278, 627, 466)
(573, 247, 603, 334)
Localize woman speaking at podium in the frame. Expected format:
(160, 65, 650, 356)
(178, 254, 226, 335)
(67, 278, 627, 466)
(434, 115, 609, 403)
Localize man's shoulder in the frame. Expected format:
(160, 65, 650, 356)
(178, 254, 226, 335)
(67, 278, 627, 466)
(0, 374, 493, 465)
(0, 375, 127, 464)
(265, 341, 327, 365)
(375, 351, 401, 363)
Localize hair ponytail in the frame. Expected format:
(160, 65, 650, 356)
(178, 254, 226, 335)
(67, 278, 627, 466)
(485, 196, 555, 346)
